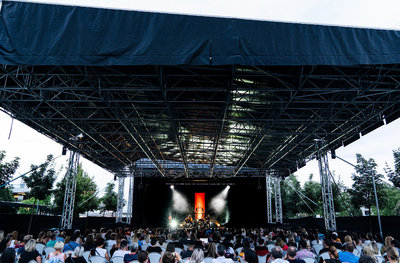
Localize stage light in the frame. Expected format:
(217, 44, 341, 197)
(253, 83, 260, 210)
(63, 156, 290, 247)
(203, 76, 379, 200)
(170, 185, 174, 190)
(227, 186, 230, 189)
(170, 219, 178, 229)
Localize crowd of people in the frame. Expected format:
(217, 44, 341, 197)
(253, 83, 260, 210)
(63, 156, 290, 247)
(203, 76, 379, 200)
(0, 227, 399, 263)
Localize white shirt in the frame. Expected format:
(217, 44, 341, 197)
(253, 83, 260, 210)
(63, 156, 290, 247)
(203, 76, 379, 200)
(212, 256, 234, 263)
(112, 250, 130, 258)
(95, 247, 108, 258)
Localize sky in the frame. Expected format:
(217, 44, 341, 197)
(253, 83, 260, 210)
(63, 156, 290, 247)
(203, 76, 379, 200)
(2, 0, 400, 200)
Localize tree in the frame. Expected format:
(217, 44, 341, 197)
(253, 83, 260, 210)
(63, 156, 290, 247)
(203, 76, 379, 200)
(348, 154, 386, 216)
(53, 164, 99, 215)
(100, 182, 118, 215)
(0, 150, 20, 202)
(385, 148, 400, 188)
(300, 174, 323, 216)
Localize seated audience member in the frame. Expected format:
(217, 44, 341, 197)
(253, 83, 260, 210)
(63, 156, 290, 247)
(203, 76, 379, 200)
(124, 243, 139, 263)
(47, 241, 67, 262)
(364, 234, 375, 245)
(170, 234, 184, 250)
(65, 246, 86, 263)
(55, 231, 65, 243)
(19, 239, 41, 263)
(162, 251, 181, 263)
(182, 240, 196, 258)
(255, 239, 269, 256)
(338, 242, 359, 263)
(286, 246, 305, 263)
(47, 234, 57, 248)
(320, 239, 333, 255)
(83, 235, 96, 251)
(17, 235, 32, 255)
(213, 245, 233, 263)
(296, 240, 314, 260)
(189, 248, 205, 263)
(287, 237, 297, 248)
(381, 236, 394, 256)
(363, 244, 377, 263)
(90, 237, 110, 262)
(386, 247, 399, 263)
(243, 247, 257, 263)
(63, 233, 80, 252)
(358, 255, 375, 263)
(138, 251, 149, 263)
(330, 234, 342, 250)
(205, 243, 217, 258)
(270, 247, 289, 263)
(323, 246, 340, 263)
(276, 238, 288, 252)
(0, 248, 16, 263)
(112, 239, 131, 258)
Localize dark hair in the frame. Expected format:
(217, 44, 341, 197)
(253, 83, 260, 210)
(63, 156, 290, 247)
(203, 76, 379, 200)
(328, 246, 339, 260)
(150, 239, 157, 246)
(217, 244, 226, 256)
(244, 249, 257, 263)
(129, 243, 138, 253)
(287, 246, 297, 258)
(359, 255, 375, 263)
(271, 247, 283, 259)
(95, 237, 106, 247)
(166, 243, 175, 253)
(188, 239, 195, 246)
(299, 240, 307, 249)
(0, 248, 16, 263)
(120, 240, 128, 248)
(138, 251, 148, 263)
(162, 252, 175, 263)
(345, 242, 354, 252)
(257, 239, 264, 245)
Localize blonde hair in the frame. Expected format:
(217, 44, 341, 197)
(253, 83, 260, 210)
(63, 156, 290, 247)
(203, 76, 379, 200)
(54, 241, 64, 251)
(387, 247, 399, 261)
(190, 248, 204, 263)
(363, 244, 377, 262)
(25, 239, 37, 252)
(344, 235, 352, 243)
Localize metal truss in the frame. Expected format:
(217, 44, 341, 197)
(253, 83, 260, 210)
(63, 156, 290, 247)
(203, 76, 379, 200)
(315, 140, 336, 231)
(265, 172, 273, 224)
(274, 175, 283, 224)
(125, 168, 135, 225)
(60, 146, 80, 229)
(2, 65, 400, 178)
(115, 171, 125, 223)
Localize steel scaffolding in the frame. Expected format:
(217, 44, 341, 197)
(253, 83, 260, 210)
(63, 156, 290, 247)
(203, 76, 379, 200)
(60, 147, 80, 229)
(266, 172, 273, 224)
(115, 173, 125, 223)
(274, 176, 283, 223)
(315, 140, 337, 231)
(125, 168, 135, 224)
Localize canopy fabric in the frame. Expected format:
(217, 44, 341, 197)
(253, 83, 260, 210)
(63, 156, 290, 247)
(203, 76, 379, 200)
(1, 1, 400, 66)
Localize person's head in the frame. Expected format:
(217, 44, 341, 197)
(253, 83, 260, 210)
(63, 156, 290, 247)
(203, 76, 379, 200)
(11, 231, 18, 241)
(54, 241, 64, 251)
(50, 233, 56, 241)
(257, 239, 264, 246)
(129, 243, 138, 253)
(138, 251, 149, 263)
(244, 248, 257, 263)
(0, 230, 4, 242)
(71, 232, 80, 242)
(328, 246, 339, 260)
(150, 238, 157, 246)
(271, 247, 283, 260)
(344, 235, 352, 243)
(331, 234, 338, 242)
(287, 246, 297, 259)
(95, 237, 106, 248)
(366, 233, 374, 241)
(387, 247, 399, 262)
(385, 236, 395, 248)
(162, 252, 175, 263)
(73, 246, 84, 258)
(166, 243, 175, 253)
(217, 244, 226, 257)
(0, 248, 16, 263)
(299, 240, 307, 250)
(371, 242, 379, 255)
(359, 255, 376, 263)
(25, 239, 36, 253)
(206, 242, 217, 258)
(345, 242, 355, 253)
(120, 240, 128, 250)
(188, 239, 195, 248)
(23, 235, 32, 244)
(362, 244, 376, 260)
(190, 248, 204, 263)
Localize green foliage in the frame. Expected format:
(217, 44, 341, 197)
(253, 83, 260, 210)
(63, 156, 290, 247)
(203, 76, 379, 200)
(348, 154, 385, 215)
(23, 155, 57, 202)
(0, 150, 20, 186)
(18, 196, 51, 214)
(100, 182, 118, 213)
(0, 187, 14, 201)
(385, 148, 400, 188)
(53, 164, 99, 215)
(281, 174, 302, 218)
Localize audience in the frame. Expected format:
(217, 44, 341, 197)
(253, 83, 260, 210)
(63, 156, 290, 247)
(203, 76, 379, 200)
(270, 246, 289, 263)
(323, 246, 340, 263)
(286, 246, 305, 263)
(18, 239, 41, 263)
(338, 242, 359, 263)
(47, 241, 67, 262)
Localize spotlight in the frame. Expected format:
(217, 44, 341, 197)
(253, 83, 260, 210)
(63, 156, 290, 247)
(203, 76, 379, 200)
(170, 185, 174, 190)
(170, 219, 178, 229)
(227, 186, 230, 189)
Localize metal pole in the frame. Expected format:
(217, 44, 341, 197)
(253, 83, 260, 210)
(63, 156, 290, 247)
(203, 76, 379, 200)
(372, 174, 383, 240)
(274, 176, 283, 224)
(266, 171, 273, 224)
(116, 173, 125, 223)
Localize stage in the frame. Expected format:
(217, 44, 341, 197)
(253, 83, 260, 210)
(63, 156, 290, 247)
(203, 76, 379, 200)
(132, 178, 267, 227)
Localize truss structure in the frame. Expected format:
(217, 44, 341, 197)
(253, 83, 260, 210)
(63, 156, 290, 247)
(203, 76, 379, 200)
(274, 175, 283, 224)
(115, 172, 125, 223)
(316, 140, 337, 231)
(266, 172, 273, 224)
(60, 147, 80, 229)
(125, 169, 135, 224)
(1, 65, 400, 179)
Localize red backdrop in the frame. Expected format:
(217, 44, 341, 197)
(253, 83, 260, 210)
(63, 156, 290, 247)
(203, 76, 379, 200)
(194, 192, 205, 220)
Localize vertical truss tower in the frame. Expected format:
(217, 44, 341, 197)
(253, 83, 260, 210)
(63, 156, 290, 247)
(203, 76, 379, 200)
(60, 148, 80, 229)
(315, 140, 337, 231)
(266, 172, 273, 224)
(274, 176, 283, 223)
